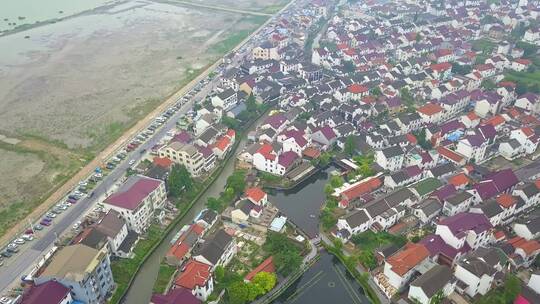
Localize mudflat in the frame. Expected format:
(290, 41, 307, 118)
(0, 0, 284, 237)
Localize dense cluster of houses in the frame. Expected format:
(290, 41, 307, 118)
(287, 0, 540, 303)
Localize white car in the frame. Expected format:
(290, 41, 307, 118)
(14, 238, 25, 245)
(0, 297, 14, 304)
(22, 235, 34, 241)
(128, 160, 135, 166)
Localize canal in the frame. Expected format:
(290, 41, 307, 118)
(122, 113, 266, 304)
(269, 165, 371, 304)
(272, 251, 370, 304)
(269, 166, 339, 238)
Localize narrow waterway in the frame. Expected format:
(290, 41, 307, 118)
(272, 251, 371, 304)
(269, 166, 339, 238)
(122, 114, 266, 304)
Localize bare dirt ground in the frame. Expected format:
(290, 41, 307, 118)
(0, 0, 287, 238)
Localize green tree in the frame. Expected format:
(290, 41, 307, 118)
(319, 152, 332, 167)
(344, 135, 356, 156)
(227, 170, 246, 196)
(343, 60, 356, 73)
(247, 282, 265, 301)
(214, 265, 225, 282)
(207, 197, 222, 211)
(430, 290, 445, 304)
(452, 62, 472, 75)
(481, 79, 496, 90)
(246, 93, 258, 113)
(167, 164, 193, 197)
(503, 275, 521, 303)
(370, 86, 382, 96)
(320, 207, 337, 230)
(330, 175, 344, 188)
(228, 281, 250, 304)
(274, 249, 302, 276)
(357, 250, 377, 270)
(324, 184, 334, 196)
(222, 115, 240, 130)
(252, 272, 277, 292)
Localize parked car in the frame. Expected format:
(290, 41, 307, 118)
(24, 229, 34, 235)
(21, 235, 33, 241)
(6, 247, 19, 253)
(14, 239, 25, 245)
(40, 221, 51, 226)
(128, 160, 135, 166)
(1, 251, 12, 258)
(33, 224, 43, 231)
(46, 212, 56, 218)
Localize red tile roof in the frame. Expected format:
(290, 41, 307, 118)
(227, 129, 236, 139)
(509, 237, 540, 256)
(256, 144, 276, 161)
(496, 194, 516, 209)
(245, 187, 266, 203)
(437, 146, 464, 163)
(215, 136, 231, 152)
(245, 256, 275, 281)
(387, 243, 430, 276)
(430, 62, 452, 72)
(515, 58, 532, 65)
(449, 173, 470, 187)
(348, 84, 369, 94)
(153, 157, 173, 168)
(417, 103, 443, 116)
(175, 260, 211, 289)
(341, 177, 382, 201)
(483, 115, 505, 127)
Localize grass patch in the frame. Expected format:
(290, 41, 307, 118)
(152, 263, 177, 294)
(471, 38, 495, 53)
(0, 143, 84, 237)
(212, 30, 253, 54)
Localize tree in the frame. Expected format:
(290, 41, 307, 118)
(481, 79, 496, 90)
(503, 275, 521, 303)
(343, 60, 356, 73)
(228, 281, 250, 304)
(227, 170, 246, 196)
(252, 272, 277, 293)
(452, 62, 472, 75)
(222, 116, 240, 130)
(414, 128, 432, 150)
(207, 197, 222, 211)
(430, 290, 445, 304)
(246, 93, 258, 113)
(167, 164, 193, 197)
(274, 249, 302, 276)
(247, 282, 265, 301)
(344, 135, 356, 156)
(330, 175, 344, 188)
(319, 152, 332, 167)
(357, 250, 377, 270)
(370, 87, 382, 96)
(324, 184, 334, 196)
(320, 207, 337, 230)
(214, 266, 225, 282)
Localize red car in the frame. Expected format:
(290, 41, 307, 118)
(40, 221, 51, 226)
(25, 229, 34, 235)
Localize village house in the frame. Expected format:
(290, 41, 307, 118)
(103, 175, 166, 234)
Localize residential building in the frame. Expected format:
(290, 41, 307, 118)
(22, 281, 73, 304)
(193, 229, 236, 269)
(174, 260, 213, 301)
(159, 142, 206, 176)
(103, 175, 166, 234)
(408, 265, 455, 304)
(35, 244, 114, 304)
(375, 146, 405, 171)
